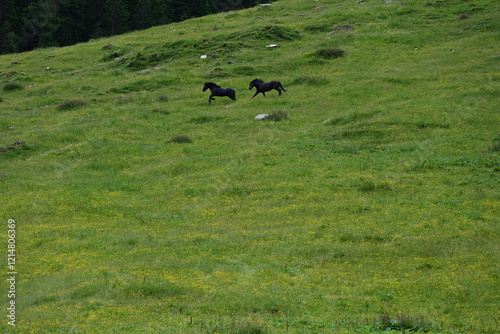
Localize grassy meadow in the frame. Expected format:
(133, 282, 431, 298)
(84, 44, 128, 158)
(1, 0, 499, 332)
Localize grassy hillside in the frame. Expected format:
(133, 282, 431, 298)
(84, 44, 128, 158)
(1, 0, 499, 332)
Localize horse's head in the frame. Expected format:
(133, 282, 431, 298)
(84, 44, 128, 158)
(203, 82, 220, 92)
(249, 79, 262, 90)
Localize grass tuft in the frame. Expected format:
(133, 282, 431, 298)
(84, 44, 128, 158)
(57, 99, 87, 110)
(264, 110, 288, 122)
(315, 48, 346, 59)
(357, 179, 393, 192)
(189, 116, 225, 124)
(2, 82, 23, 91)
(367, 314, 438, 333)
(491, 135, 500, 152)
(155, 95, 169, 102)
(196, 319, 268, 334)
(416, 121, 451, 129)
(166, 135, 193, 144)
(304, 23, 332, 33)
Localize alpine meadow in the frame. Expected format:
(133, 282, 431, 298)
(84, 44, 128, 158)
(1, 0, 499, 333)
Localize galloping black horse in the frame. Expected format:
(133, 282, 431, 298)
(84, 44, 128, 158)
(249, 79, 287, 98)
(202, 82, 236, 104)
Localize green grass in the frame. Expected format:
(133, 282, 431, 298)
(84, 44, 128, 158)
(1, 0, 499, 332)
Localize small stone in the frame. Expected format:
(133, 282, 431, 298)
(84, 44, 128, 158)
(255, 114, 270, 120)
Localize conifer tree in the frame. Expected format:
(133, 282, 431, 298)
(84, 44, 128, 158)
(102, 0, 130, 36)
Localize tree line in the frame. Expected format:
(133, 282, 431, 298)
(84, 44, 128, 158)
(0, 0, 264, 54)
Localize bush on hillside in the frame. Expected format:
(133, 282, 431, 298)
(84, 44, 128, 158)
(166, 135, 193, 144)
(491, 135, 500, 152)
(57, 99, 87, 110)
(315, 48, 346, 59)
(155, 95, 169, 102)
(3, 82, 23, 91)
(265, 110, 288, 122)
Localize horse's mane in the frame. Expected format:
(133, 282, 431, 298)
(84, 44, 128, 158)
(204, 82, 221, 87)
(251, 79, 263, 83)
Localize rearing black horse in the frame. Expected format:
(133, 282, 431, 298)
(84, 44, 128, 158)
(202, 82, 236, 104)
(249, 79, 287, 98)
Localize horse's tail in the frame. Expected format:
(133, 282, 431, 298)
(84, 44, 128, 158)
(229, 89, 236, 101)
(279, 82, 287, 92)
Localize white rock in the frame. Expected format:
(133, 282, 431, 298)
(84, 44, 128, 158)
(255, 114, 270, 120)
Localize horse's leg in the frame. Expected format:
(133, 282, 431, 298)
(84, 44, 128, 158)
(209, 94, 213, 103)
(251, 91, 259, 99)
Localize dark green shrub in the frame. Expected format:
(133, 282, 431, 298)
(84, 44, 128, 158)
(152, 108, 170, 115)
(156, 95, 169, 102)
(166, 135, 192, 144)
(208, 320, 268, 334)
(358, 179, 392, 193)
(416, 121, 450, 129)
(57, 99, 87, 110)
(369, 314, 437, 332)
(491, 135, 500, 152)
(3, 82, 23, 91)
(0, 141, 28, 154)
(188, 116, 225, 124)
(255, 26, 301, 41)
(265, 110, 288, 122)
(315, 48, 346, 59)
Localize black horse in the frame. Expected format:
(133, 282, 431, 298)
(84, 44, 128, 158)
(202, 82, 236, 103)
(249, 79, 287, 98)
